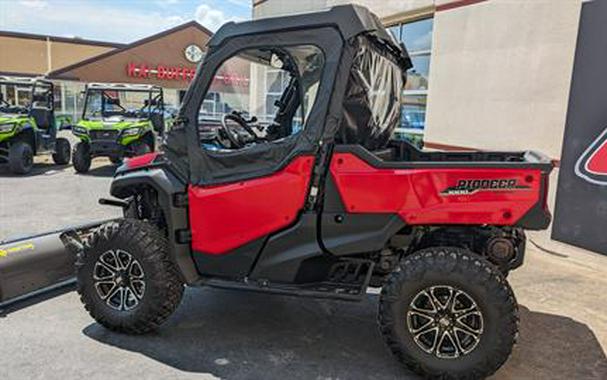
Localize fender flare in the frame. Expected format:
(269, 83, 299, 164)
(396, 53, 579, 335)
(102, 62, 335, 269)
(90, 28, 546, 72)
(13, 125, 37, 154)
(110, 167, 199, 283)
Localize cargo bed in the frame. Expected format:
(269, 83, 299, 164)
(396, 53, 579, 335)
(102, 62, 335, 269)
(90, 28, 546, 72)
(335, 140, 554, 171)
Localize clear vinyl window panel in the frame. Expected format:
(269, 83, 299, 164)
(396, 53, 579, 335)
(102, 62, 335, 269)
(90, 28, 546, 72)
(197, 45, 325, 152)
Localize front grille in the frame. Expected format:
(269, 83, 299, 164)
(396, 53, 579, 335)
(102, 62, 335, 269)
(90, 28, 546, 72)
(90, 129, 120, 141)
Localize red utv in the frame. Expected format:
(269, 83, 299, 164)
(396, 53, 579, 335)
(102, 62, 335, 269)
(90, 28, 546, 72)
(72, 5, 552, 379)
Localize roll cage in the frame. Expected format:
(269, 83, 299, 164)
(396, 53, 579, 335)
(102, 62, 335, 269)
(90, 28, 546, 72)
(165, 5, 412, 186)
(0, 76, 54, 116)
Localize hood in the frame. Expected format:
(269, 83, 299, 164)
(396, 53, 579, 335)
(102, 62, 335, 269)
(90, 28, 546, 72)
(77, 117, 148, 130)
(0, 113, 29, 125)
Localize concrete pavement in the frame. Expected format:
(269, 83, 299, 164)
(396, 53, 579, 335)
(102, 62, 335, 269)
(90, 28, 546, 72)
(0, 153, 606, 379)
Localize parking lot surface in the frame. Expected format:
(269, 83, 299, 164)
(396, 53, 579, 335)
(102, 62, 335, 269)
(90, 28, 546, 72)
(0, 154, 120, 241)
(0, 158, 606, 379)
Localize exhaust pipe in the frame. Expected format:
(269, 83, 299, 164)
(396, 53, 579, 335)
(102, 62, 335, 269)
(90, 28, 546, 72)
(0, 220, 113, 307)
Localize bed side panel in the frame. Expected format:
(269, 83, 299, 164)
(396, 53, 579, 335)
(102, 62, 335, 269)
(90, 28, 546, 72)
(330, 153, 542, 226)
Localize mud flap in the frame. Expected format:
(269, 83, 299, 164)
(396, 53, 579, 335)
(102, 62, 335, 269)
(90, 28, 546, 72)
(0, 220, 111, 307)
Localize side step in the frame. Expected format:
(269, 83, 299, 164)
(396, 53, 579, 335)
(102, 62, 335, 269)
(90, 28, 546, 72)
(201, 259, 375, 302)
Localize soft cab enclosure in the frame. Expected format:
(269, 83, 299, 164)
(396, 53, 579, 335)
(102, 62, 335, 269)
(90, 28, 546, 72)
(111, 4, 552, 285)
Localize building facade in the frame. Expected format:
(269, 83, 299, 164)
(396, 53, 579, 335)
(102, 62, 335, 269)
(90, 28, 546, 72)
(253, 0, 583, 161)
(0, 31, 124, 121)
(0, 22, 214, 122)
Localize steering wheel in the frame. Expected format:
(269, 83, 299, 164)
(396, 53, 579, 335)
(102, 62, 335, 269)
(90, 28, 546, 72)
(220, 113, 259, 148)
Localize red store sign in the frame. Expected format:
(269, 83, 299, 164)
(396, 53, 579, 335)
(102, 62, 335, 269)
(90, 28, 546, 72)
(127, 62, 196, 81)
(126, 62, 250, 87)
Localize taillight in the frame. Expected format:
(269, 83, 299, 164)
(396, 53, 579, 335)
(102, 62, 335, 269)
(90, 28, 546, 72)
(125, 152, 160, 170)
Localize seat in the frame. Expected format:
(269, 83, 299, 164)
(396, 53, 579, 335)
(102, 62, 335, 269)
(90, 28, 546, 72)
(30, 108, 53, 130)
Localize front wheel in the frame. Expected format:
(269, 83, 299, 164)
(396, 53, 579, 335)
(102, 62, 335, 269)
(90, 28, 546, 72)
(378, 247, 518, 380)
(8, 141, 34, 174)
(73, 141, 91, 173)
(76, 219, 184, 334)
(52, 137, 71, 165)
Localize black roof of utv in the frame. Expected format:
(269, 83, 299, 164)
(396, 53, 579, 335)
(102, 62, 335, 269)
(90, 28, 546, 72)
(210, 4, 411, 70)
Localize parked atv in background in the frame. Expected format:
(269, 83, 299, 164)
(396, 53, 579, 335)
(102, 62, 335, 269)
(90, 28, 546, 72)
(71, 83, 165, 173)
(67, 5, 554, 380)
(0, 76, 71, 174)
(55, 114, 73, 130)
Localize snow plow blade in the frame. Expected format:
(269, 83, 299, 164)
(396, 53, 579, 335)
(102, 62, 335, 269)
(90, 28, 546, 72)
(0, 220, 111, 306)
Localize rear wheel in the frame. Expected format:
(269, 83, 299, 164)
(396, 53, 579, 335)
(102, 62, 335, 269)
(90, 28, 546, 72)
(378, 247, 518, 380)
(73, 141, 91, 173)
(52, 137, 71, 165)
(76, 219, 184, 334)
(8, 141, 34, 174)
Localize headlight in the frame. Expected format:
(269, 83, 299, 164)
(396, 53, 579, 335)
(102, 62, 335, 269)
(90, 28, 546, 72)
(72, 126, 88, 135)
(122, 127, 140, 137)
(0, 123, 15, 133)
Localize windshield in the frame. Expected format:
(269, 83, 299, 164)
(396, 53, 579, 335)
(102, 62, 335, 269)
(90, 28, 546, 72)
(83, 89, 162, 120)
(0, 83, 33, 115)
(197, 45, 325, 150)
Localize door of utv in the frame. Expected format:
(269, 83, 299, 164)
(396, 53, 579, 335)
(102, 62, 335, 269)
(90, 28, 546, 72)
(181, 28, 342, 278)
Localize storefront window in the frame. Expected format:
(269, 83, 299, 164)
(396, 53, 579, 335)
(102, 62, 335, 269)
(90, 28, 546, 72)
(201, 92, 222, 117)
(53, 85, 62, 113)
(62, 82, 85, 121)
(388, 25, 401, 40)
(388, 17, 433, 147)
(265, 69, 290, 123)
(402, 18, 433, 52)
(16, 86, 31, 106)
(406, 55, 430, 91)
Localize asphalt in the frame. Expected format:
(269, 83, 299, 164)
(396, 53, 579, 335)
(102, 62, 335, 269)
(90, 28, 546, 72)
(0, 152, 606, 380)
(0, 150, 121, 241)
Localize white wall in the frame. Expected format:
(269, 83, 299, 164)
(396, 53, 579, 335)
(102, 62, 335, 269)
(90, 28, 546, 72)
(423, 0, 582, 159)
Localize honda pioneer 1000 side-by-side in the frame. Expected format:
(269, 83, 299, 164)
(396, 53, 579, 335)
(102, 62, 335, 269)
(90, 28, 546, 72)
(72, 83, 165, 173)
(0, 77, 71, 174)
(69, 6, 553, 379)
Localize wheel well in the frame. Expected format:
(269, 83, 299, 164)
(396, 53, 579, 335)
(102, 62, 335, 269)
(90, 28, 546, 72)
(123, 185, 167, 234)
(13, 128, 36, 154)
(365, 225, 525, 286)
(406, 226, 526, 273)
(110, 167, 198, 283)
